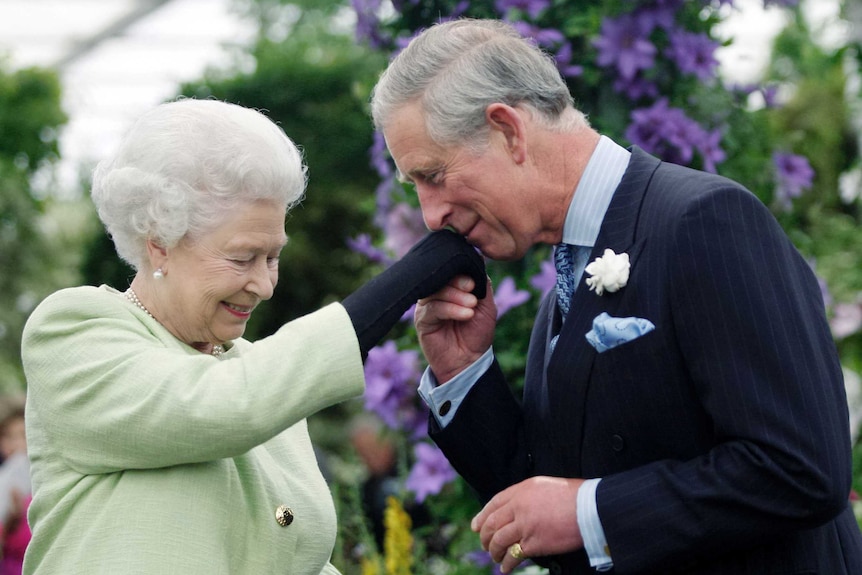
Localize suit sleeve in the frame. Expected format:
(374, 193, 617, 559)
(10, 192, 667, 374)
(429, 359, 531, 502)
(596, 185, 851, 572)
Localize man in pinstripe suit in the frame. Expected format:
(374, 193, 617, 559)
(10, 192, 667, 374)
(371, 18, 862, 575)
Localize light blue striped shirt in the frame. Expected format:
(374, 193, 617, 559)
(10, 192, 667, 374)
(418, 135, 630, 572)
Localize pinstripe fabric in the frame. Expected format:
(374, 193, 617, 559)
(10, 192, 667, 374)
(433, 147, 862, 574)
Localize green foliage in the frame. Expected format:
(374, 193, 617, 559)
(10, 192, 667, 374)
(0, 64, 69, 392)
(0, 66, 65, 170)
(769, 18, 857, 213)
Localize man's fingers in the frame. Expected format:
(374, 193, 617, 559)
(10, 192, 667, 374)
(486, 520, 523, 563)
(415, 298, 476, 327)
(499, 544, 527, 575)
(471, 485, 514, 532)
(417, 277, 477, 306)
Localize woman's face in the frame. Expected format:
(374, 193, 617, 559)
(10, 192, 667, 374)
(155, 198, 288, 352)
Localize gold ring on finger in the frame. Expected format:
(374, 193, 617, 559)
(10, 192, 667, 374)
(509, 542, 526, 560)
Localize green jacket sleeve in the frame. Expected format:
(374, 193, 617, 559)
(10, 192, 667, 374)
(22, 285, 365, 474)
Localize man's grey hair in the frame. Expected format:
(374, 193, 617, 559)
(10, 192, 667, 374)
(370, 18, 588, 150)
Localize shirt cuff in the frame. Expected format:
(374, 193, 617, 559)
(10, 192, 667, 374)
(417, 347, 494, 428)
(577, 478, 613, 572)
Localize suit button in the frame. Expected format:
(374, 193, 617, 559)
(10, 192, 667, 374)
(611, 434, 625, 452)
(438, 400, 452, 417)
(275, 504, 294, 527)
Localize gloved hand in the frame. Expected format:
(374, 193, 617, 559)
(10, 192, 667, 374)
(342, 229, 487, 360)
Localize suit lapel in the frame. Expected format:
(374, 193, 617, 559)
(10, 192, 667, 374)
(544, 147, 660, 476)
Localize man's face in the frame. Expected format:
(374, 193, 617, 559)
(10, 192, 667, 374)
(383, 101, 542, 261)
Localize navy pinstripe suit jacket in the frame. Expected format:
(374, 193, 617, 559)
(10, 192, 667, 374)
(431, 147, 862, 574)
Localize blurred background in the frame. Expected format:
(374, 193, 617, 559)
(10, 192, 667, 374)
(1, 0, 861, 571)
(0, 0, 842, 196)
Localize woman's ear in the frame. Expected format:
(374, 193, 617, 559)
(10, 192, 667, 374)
(485, 103, 527, 164)
(146, 238, 169, 275)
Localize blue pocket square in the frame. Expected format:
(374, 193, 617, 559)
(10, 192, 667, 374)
(585, 312, 655, 353)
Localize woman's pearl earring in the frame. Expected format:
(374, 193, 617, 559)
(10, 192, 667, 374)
(153, 268, 164, 279)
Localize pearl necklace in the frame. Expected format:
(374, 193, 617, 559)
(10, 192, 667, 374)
(124, 288, 224, 356)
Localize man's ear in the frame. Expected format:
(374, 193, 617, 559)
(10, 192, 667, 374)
(485, 103, 527, 164)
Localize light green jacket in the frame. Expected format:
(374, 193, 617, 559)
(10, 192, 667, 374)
(21, 285, 365, 574)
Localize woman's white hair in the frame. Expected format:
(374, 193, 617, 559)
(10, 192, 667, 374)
(91, 99, 307, 271)
(370, 18, 588, 150)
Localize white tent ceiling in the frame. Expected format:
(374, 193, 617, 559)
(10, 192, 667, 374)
(0, 0, 254, 194)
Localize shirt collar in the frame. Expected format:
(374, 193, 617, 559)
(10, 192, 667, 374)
(561, 135, 631, 247)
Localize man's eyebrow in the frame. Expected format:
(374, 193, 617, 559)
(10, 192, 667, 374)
(398, 164, 443, 185)
(395, 166, 410, 184)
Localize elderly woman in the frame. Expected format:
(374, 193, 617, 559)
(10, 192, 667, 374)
(20, 99, 485, 574)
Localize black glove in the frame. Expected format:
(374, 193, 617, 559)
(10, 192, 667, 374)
(342, 229, 487, 360)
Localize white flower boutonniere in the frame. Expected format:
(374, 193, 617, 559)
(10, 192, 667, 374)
(585, 249, 630, 296)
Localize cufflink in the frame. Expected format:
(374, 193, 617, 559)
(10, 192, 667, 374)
(438, 400, 452, 417)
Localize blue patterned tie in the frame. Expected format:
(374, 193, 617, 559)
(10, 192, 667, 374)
(552, 243, 590, 351)
(555, 243, 576, 318)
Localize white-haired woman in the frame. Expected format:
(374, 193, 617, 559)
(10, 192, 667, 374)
(20, 99, 485, 575)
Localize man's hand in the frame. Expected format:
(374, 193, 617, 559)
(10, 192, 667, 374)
(471, 476, 586, 573)
(414, 275, 497, 383)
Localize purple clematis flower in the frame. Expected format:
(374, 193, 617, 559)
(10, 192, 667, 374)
(495, 0, 551, 19)
(390, 0, 420, 10)
(510, 21, 565, 49)
(351, 0, 387, 48)
(593, 14, 657, 82)
(626, 99, 725, 172)
(614, 75, 659, 101)
(638, 5, 678, 31)
(370, 130, 392, 179)
(761, 84, 780, 108)
(530, 258, 557, 297)
(773, 152, 814, 210)
(554, 42, 584, 78)
(626, 100, 694, 162)
(347, 233, 391, 265)
(699, 128, 726, 174)
(439, 0, 470, 22)
(665, 29, 720, 81)
(373, 175, 399, 230)
(651, 0, 688, 10)
(384, 202, 427, 259)
(405, 442, 458, 503)
(364, 341, 423, 432)
(494, 276, 531, 318)
(466, 550, 506, 575)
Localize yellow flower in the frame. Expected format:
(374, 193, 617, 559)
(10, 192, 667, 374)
(384, 496, 413, 575)
(361, 556, 380, 575)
